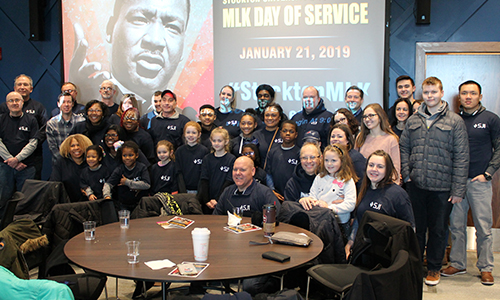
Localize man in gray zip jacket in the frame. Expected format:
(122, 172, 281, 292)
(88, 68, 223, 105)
(400, 76, 469, 286)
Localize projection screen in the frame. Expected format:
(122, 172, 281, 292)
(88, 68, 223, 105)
(62, 0, 388, 118)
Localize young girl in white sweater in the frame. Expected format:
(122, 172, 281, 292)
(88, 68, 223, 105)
(307, 144, 358, 240)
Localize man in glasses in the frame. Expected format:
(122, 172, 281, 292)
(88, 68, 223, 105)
(0, 74, 48, 180)
(291, 86, 333, 148)
(0, 92, 39, 218)
(46, 93, 85, 164)
(99, 80, 119, 115)
(50, 82, 85, 117)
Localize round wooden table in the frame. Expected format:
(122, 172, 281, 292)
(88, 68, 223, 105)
(65, 215, 323, 298)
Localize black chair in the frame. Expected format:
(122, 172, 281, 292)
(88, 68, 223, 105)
(41, 199, 117, 300)
(17, 180, 71, 225)
(0, 192, 24, 230)
(305, 211, 422, 300)
(306, 250, 410, 300)
(49, 272, 108, 300)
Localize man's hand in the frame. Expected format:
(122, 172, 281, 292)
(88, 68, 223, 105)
(448, 196, 463, 204)
(69, 23, 110, 101)
(471, 174, 488, 183)
(15, 162, 27, 171)
(5, 157, 19, 169)
(89, 194, 97, 201)
(206, 199, 217, 209)
(345, 240, 354, 259)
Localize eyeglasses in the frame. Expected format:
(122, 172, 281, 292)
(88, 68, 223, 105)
(362, 113, 377, 120)
(125, 116, 138, 121)
(100, 87, 113, 91)
(105, 133, 118, 138)
(242, 151, 255, 156)
(300, 155, 319, 161)
(63, 89, 75, 94)
(7, 99, 22, 103)
(88, 109, 102, 113)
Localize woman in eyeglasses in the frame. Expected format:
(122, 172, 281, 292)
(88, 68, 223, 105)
(70, 100, 120, 146)
(355, 103, 400, 184)
(120, 108, 155, 163)
(331, 108, 360, 137)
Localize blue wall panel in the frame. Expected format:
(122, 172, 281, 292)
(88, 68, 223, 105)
(0, 0, 62, 179)
(389, 0, 499, 105)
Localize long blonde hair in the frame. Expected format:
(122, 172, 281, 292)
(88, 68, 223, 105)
(355, 103, 398, 148)
(318, 144, 358, 183)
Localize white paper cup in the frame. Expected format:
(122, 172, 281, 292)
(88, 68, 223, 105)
(83, 221, 96, 241)
(119, 210, 130, 229)
(126, 241, 140, 264)
(191, 228, 210, 262)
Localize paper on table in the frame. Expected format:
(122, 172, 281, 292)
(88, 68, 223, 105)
(144, 259, 176, 270)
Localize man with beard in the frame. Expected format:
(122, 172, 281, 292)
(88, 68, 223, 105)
(99, 80, 119, 115)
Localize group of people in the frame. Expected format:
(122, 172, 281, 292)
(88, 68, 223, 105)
(0, 73, 499, 294)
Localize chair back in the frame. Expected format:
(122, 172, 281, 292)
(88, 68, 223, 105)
(346, 250, 420, 300)
(0, 192, 24, 230)
(18, 180, 71, 224)
(349, 211, 422, 299)
(350, 211, 414, 268)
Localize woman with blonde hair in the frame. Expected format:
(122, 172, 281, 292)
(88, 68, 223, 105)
(355, 103, 400, 184)
(51, 134, 93, 202)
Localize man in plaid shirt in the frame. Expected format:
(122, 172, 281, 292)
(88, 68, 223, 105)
(46, 92, 85, 164)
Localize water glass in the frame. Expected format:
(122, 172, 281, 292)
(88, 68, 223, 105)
(83, 221, 96, 241)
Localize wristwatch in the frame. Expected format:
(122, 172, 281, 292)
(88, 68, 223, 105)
(484, 173, 493, 181)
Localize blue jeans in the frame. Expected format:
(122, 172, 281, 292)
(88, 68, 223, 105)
(0, 163, 35, 218)
(408, 182, 452, 272)
(449, 179, 494, 272)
